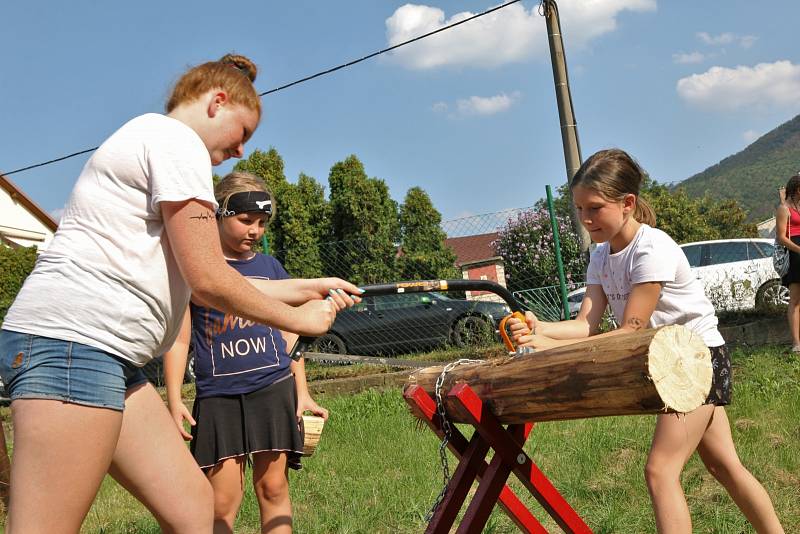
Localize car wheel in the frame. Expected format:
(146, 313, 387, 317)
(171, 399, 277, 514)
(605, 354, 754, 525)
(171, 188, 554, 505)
(311, 333, 347, 355)
(184, 354, 196, 383)
(756, 279, 789, 310)
(452, 316, 493, 348)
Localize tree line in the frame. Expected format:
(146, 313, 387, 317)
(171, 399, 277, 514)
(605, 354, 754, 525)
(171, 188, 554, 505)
(229, 149, 458, 285)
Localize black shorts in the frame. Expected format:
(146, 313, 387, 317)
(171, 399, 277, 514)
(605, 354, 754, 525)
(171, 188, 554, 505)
(190, 374, 304, 470)
(781, 235, 800, 287)
(705, 345, 731, 406)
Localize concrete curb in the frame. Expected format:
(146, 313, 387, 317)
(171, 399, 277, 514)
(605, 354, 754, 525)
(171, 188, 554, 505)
(718, 316, 790, 347)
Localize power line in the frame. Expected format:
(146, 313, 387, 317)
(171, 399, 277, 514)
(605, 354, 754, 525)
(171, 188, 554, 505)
(3, 0, 522, 177)
(3, 147, 100, 177)
(260, 0, 521, 96)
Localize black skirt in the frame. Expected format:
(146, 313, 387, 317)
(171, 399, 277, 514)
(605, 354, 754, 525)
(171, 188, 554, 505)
(190, 374, 304, 470)
(781, 235, 800, 287)
(705, 345, 731, 407)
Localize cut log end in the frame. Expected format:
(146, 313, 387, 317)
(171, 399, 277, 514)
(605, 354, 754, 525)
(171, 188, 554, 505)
(301, 415, 325, 457)
(647, 325, 712, 413)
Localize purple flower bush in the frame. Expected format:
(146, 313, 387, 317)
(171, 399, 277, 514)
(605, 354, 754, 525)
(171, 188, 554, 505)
(492, 209, 587, 293)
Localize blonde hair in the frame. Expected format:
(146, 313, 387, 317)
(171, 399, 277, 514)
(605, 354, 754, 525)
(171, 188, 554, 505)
(166, 53, 261, 119)
(570, 148, 656, 226)
(215, 171, 276, 220)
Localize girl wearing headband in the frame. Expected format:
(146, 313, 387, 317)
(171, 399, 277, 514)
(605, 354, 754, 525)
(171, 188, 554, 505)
(0, 54, 360, 533)
(164, 171, 328, 533)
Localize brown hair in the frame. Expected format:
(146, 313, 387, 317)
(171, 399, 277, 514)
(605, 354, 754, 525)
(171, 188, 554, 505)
(784, 173, 800, 206)
(215, 171, 275, 221)
(570, 148, 656, 226)
(166, 53, 261, 118)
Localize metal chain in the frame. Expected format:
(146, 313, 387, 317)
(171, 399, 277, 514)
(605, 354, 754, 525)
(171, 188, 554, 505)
(424, 358, 482, 522)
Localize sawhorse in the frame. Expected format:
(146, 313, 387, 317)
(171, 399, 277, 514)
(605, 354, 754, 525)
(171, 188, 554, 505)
(404, 383, 593, 534)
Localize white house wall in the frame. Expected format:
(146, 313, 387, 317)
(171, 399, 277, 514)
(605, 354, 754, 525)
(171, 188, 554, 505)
(0, 188, 54, 250)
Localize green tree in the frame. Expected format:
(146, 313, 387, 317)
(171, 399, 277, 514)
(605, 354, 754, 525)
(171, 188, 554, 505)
(297, 172, 331, 245)
(327, 155, 399, 284)
(641, 180, 757, 243)
(277, 174, 329, 278)
(697, 195, 758, 239)
(640, 182, 718, 243)
(1, 246, 37, 323)
(397, 187, 458, 280)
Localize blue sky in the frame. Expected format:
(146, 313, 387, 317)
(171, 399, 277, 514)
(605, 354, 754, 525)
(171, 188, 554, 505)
(2, 1, 799, 224)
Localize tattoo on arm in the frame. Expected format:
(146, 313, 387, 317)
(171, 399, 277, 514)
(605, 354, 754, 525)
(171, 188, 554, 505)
(625, 316, 644, 330)
(189, 211, 214, 222)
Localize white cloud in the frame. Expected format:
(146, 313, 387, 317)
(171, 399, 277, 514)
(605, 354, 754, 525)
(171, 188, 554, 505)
(50, 207, 65, 222)
(742, 130, 760, 143)
(432, 101, 448, 113)
(456, 92, 519, 116)
(696, 31, 757, 48)
(676, 60, 800, 112)
(697, 31, 735, 45)
(385, 1, 656, 70)
(672, 51, 705, 64)
(739, 35, 757, 49)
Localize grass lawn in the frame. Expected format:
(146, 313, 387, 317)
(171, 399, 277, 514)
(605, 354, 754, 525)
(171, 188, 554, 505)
(2, 345, 799, 533)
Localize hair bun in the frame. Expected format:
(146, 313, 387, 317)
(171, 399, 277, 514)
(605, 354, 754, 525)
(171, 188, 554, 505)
(219, 53, 257, 83)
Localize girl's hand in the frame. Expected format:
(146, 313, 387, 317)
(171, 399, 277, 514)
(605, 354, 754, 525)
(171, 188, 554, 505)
(294, 299, 338, 336)
(313, 278, 363, 305)
(297, 394, 329, 421)
(326, 287, 360, 311)
(168, 401, 196, 441)
(293, 284, 364, 335)
(509, 311, 538, 343)
(516, 332, 558, 350)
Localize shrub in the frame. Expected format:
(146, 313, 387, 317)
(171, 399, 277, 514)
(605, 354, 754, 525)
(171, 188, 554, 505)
(492, 208, 587, 293)
(0, 246, 37, 323)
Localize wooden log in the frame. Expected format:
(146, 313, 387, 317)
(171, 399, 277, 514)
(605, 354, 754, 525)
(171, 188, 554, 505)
(406, 325, 712, 424)
(301, 415, 325, 457)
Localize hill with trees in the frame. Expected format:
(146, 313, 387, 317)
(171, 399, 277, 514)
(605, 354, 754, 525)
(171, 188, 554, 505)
(679, 113, 800, 221)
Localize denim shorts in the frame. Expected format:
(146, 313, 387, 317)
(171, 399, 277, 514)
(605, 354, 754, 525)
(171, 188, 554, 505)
(0, 330, 148, 411)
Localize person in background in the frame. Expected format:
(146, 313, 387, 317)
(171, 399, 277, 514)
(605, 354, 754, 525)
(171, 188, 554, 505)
(775, 175, 800, 353)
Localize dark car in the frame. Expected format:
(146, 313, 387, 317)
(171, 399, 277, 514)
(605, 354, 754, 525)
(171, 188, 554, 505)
(312, 291, 512, 355)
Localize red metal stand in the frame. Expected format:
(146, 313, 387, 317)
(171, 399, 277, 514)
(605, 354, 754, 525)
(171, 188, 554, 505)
(404, 384, 592, 534)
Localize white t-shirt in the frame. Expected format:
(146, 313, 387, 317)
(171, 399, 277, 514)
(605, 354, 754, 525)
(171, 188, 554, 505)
(586, 224, 724, 347)
(3, 113, 218, 365)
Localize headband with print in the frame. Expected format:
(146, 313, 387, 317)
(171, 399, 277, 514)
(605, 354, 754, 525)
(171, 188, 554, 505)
(216, 191, 272, 218)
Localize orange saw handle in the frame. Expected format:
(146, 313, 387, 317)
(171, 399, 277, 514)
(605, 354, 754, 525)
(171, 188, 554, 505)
(499, 311, 527, 352)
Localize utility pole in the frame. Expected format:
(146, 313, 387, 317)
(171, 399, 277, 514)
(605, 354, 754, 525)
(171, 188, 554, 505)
(542, 0, 591, 251)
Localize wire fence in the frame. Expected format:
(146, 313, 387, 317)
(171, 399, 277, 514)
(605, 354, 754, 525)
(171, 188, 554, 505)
(269, 215, 787, 361)
(260, 204, 588, 361)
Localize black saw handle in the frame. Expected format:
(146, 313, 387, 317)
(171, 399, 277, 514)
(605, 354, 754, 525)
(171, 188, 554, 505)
(288, 279, 526, 360)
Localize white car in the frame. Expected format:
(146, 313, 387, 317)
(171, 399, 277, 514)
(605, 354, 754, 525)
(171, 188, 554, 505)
(680, 238, 787, 311)
(565, 238, 787, 314)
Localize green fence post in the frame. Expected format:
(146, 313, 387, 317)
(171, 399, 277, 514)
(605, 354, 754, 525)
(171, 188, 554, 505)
(261, 235, 270, 255)
(546, 185, 570, 320)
